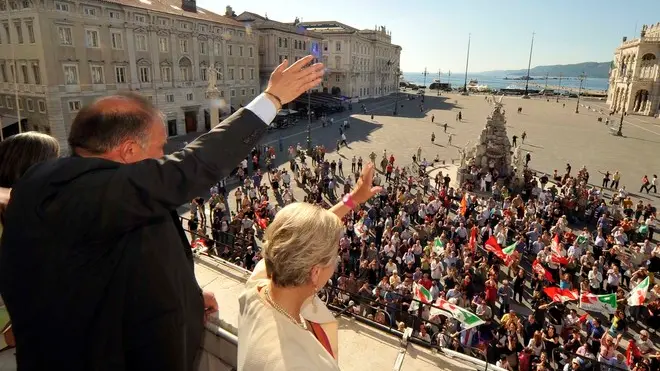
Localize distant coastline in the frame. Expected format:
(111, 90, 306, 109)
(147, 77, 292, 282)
(474, 61, 611, 79)
(402, 72, 609, 92)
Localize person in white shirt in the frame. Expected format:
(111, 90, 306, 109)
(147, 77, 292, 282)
(384, 259, 397, 275)
(431, 257, 443, 280)
(567, 244, 582, 260)
(637, 330, 655, 354)
(606, 265, 620, 293)
(588, 265, 603, 294)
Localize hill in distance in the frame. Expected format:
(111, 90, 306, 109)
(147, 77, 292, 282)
(477, 62, 611, 79)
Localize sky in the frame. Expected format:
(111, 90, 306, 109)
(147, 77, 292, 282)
(199, 0, 660, 73)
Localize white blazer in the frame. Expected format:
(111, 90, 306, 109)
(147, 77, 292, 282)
(237, 260, 341, 371)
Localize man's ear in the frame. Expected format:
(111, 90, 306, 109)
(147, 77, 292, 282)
(117, 140, 140, 163)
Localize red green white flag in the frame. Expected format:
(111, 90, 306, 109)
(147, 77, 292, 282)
(502, 243, 516, 255)
(532, 259, 555, 283)
(543, 286, 578, 303)
(551, 234, 561, 255)
(436, 298, 485, 330)
(414, 282, 432, 303)
(628, 276, 650, 306)
(580, 292, 617, 314)
(433, 237, 444, 254)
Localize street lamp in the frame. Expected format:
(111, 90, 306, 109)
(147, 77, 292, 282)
(394, 68, 401, 115)
(617, 70, 633, 136)
(306, 89, 312, 151)
(574, 73, 586, 113)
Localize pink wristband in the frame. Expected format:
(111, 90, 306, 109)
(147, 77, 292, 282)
(342, 193, 356, 209)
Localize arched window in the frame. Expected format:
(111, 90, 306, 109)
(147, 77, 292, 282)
(179, 57, 192, 81)
(641, 53, 656, 61)
(640, 53, 657, 79)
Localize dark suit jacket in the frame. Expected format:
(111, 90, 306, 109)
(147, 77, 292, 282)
(0, 108, 267, 370)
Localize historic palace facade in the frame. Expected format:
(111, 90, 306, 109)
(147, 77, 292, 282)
(607, 23, 660, 117)
(299, 21, 401, 99)
(0, 0, 259, 147)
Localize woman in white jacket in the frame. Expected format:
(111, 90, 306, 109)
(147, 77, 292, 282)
(237, 164, 380, 371)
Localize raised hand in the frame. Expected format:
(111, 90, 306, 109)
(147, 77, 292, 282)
(265, 55, 324, 106)
(351, 163, 382, 204)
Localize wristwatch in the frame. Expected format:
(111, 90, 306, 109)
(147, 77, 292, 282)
(342, 193, 356, 209)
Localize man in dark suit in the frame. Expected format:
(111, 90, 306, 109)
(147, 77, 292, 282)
(0, 56, 323, 370)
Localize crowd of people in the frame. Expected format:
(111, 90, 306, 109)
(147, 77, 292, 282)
(188, 137, 660, 371)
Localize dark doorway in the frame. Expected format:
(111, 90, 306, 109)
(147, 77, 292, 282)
(185, 111, 197, 133)
(167, 119, 178, 137)
(323, 87, 328, 93)
(331, 86, 341, 95)
(204, 110, 211, 131)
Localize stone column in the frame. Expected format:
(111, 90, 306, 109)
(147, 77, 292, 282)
(125, 27, 139, 86)
(150, 30, 161, 81)
(207, 89, 220, 128)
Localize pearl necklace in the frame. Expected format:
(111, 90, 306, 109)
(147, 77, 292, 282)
(263, 286, 308, 330)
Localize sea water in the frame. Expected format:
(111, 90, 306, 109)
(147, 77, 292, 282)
(402, 72, 609, 92)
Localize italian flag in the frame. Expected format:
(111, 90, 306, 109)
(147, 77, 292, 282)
(580, 292, 617, 314)
(551, 234, 562, 255)
(414, 282, 432, 303)
(502, 243, 516, 266)
(550, 254, 570, 266)
(628, 276, 650, 306)
(484, 236, 514, 266)
(544, 287, 579, 303)
(436, 299, 485, 330)
(433, 237, 444, 254)
(354, 218, 368, 238)
(532, 259, 554, 282)
(576, 235, 588, 246)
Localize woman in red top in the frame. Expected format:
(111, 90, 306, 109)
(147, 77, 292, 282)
(485, 277, 498, 314)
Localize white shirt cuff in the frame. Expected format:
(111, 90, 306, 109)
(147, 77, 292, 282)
(245, 93, 277, 126)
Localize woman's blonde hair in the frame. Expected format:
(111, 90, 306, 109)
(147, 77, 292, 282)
(263, 202, 342, 287)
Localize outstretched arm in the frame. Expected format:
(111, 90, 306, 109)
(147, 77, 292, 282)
(112, 56, 324, 230)
(330, 163, 382, 220)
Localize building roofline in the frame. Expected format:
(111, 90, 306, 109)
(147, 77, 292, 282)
(100, 0, 244, 27)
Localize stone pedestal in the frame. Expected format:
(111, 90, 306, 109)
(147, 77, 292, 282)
(207, 89, 221, 128)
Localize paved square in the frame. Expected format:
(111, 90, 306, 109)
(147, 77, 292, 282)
(248, 91, 660, 209)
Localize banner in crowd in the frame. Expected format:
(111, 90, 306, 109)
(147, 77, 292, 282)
(502, 243, 515, 256)
(579, 292, 617, 314)
(468, 227, 477, 251)
(575, 234, 588, 246)
(484, 236, 506, 263)
(626, 341, 642, 366)
(433, 237, 444, 254)
(549, 234, 569, 265)
(532, 259, 555, 282)
(628, 276, 650, 306)
(191, 239, 209, 254)
(460, 193, 468, 216)
(550, 234, 561, 255)
(436, 298, 485, 330)
(414, 282, 432, 303)
(354, 218, 368, 238)
(543, 287, 578, 303)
